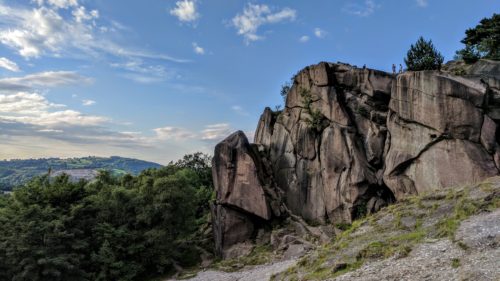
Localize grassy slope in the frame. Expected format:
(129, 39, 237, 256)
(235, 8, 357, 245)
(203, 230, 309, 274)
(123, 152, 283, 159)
(0, 156, 162, 190)
(271, 178, 500, 281)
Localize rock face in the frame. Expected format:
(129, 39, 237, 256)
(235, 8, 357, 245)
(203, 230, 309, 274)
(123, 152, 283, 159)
(211, 131, 285, 258)
(211, 60, 500, 257)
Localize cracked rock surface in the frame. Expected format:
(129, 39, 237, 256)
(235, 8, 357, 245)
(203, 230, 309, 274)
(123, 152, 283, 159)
(211, 60, 500, 256)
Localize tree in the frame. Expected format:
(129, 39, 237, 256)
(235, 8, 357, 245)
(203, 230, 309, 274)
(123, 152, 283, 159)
(455, 13, 500, 62)
(280, 82, 291, 103)
(404, 36, 444, 71)
(0, 153, 215, 281)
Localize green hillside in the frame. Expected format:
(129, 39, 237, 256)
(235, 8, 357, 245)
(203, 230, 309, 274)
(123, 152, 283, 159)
(0, 156, 162, 191)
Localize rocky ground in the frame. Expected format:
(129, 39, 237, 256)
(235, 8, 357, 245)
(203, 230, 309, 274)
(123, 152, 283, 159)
(333, 209, 500, 281)
(172, 177, 500, 281)
(169, 259, 298, 281)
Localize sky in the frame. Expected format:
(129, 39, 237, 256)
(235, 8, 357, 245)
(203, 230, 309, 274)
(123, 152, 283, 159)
(0, 0, 497, 164)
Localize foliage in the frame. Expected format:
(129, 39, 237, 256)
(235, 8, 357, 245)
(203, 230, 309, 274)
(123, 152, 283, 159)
(0, 156, 161, 191)
(300, 88, 326, 133)
(455, 45, 481, 64)
(0, 153, 213, 281)
(280, 82, 291, 103)
(404, 36, 444, 71)
(456, 13, 500, 62)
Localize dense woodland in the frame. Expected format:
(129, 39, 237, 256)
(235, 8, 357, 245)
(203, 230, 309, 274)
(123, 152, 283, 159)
(0, 156, 161, 191)
(0, 153, 213, 281)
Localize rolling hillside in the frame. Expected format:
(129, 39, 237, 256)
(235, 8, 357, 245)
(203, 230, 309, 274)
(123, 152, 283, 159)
(0, 156, 162, 191)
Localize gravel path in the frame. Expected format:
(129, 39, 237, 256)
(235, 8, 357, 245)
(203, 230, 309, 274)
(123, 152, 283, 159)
(169, 259, 297, 281)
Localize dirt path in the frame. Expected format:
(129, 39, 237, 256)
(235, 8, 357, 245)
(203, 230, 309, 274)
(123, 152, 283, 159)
(168, 259, 297, 281)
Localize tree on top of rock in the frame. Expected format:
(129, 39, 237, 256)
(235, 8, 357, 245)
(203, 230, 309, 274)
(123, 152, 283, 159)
(404, 36, 444, 71)
(455, 13, 500, 63)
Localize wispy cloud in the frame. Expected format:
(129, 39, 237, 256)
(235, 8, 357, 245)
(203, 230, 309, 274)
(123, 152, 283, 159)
(0, 2, 187, 63)
(343, 0, 377, 17)
(314, 28, 327, 38)
(192, 42, 205, 55)
(416, 0, 428, 7)
(82, 99, 95, 106)
(153, 126, 197, 141)
(0, 71, 91, 93)
(110, 59, 171, 84)
(231, 105, 248, 116)
(34, 0, 79, 9)
(170, 0, 199, 23)
(201, 123, 232, 141)
(0, 57, 20, 72)
(299, 35, 309, 43)
(0, 92, 106, 127)
(232, 4, 296, 44)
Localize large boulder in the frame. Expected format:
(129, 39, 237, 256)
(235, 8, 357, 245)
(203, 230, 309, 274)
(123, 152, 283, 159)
(211, 131, 283, 257)
(212, 131, 271, 220)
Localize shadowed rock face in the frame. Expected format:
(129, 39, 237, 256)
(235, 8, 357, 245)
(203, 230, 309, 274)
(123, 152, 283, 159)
(212, 60, 500, 257)
(211, 131, 285, 257)
(264, 62, 396, 224)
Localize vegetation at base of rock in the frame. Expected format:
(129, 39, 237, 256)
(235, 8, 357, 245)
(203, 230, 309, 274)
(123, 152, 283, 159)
(405, 36, 444, 71)
(273, 179, 500, 280)
(212, 245, 274, 272)
(455, 13, 500, 63)
(0, 153, 213, 281)
(0, 156, 162, 191)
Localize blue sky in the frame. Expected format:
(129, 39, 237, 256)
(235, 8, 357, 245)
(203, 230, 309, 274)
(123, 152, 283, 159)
(0, 0, 497, 164)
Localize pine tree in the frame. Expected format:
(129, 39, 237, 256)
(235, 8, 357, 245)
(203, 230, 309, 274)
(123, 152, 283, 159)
(456, 13, 500, 62)
(404, 36, 444, 71)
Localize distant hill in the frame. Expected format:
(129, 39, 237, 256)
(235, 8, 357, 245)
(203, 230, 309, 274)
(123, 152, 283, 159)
(0, 156, 162, 191)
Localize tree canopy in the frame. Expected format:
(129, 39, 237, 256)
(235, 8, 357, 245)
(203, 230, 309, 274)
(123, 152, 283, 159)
(404, 36, 444, 71)
(0, 153, 214, 281)
(456, 13, 500, 63)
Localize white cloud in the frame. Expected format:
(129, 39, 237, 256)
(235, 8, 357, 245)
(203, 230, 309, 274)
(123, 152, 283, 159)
(0, 92, 106, 127)
(154, 126, 197, 141)
(72, 6, 99, 23)
(35, 0, 79, 9)
(231, 105, 248, 116)
(82, 99, 95, 106)
(110, 59, 170, 83)
(0, 2, 187, 63)
(232, 4, 296, 44)
(343, 0, 377, 17)
(38, 128, 63, 133)
(0, 57, 20, 72)
(314, 28, 327, 38)
(416, 0, 428, 7)
(192, 42, 205, 55)
(170, 0, 199, 23)
(0, 92, 64, 115)
(299, 35, 309, 43)
(0, 71, 91, 92)
(201, 123, 232, 141)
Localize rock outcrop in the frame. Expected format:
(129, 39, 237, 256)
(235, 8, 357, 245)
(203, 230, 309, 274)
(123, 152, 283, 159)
(211, 60, 500, 257)
(211, 131, 285, 258)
